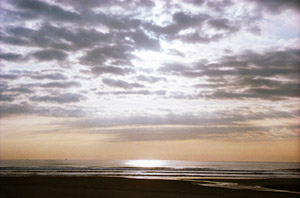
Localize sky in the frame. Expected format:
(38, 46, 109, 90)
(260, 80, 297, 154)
(0, 0, 299, 162)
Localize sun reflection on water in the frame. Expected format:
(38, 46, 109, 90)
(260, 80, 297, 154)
(125, 160, 166, 168)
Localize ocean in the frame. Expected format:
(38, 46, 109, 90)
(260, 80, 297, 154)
(0, 160, 299, 180)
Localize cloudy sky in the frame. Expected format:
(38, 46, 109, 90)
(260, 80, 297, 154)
(0, 0, 299, 161)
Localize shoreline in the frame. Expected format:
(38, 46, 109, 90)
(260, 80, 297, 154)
(1, 176, 299, 198)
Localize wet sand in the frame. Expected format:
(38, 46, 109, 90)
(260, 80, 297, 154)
(0, 176, 299, 198)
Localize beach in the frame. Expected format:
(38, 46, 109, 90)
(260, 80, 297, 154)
(1, 176, 299, 198)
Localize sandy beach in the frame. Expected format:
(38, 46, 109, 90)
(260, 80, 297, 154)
(0, 176, 299, 198)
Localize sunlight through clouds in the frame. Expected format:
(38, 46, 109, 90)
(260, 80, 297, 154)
(0, 0, 299, 161)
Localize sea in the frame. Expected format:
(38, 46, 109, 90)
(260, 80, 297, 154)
(0, 160, 299, 180)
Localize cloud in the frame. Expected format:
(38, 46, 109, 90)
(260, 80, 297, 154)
(40, 81, 81, 89)
(80, 45, 133, 66)
(125, 29, 161, 51)
(105, 124, 299, 142)
(144, 11, 209, 36)
(0, 52, 23, 61)
(0, 0, 299, 144)
(207, 18, 240, 32)
(0, 33, 30, 46)
(166, 49, 185, 57)
(30, 73, 68, 80)
(65, 108, 298, 128)
(0, 71, 69, 81)
(0, 84, 33, 102)
(159, 63, 190, 73)
(160, 48, 300, 100)
(0, 103, 34, 117)
(40, 24, 112, 49)
(0, 74, 20, 80)
(2, 26, 72, 50)
(91, 66, 135, 76)
(185, 0, 206, 6)
(30, 93, 86, 103)
(181, 32, 223, 43)
(102, 78, 145, 89)
(206, 0, 233, 11)
(32, 49, 68, 61)
(10, 0, 81, 22)
(0, 93, 16, 102)
(98, 90, 166, 96)
(5, 87, 33, 94)
(60, 0, 155, 10)
(0, 102, 86, 118)
(59, 108, 299, 141)
(248, 0, 300, 13)
(136, 75, 166, 83)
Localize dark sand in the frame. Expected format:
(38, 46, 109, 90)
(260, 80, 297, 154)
(0, 176, 299, 198)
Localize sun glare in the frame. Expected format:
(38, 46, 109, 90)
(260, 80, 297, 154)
(125, 160, 166, 168)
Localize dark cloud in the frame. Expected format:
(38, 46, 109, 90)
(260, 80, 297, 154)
(201, 84, 300, 100)
(1, 26, 72, 50)
(247, 85, 300, 98)
(136, 75, 166, 83)
(30, 93, 86, 103)
(3, 24, 111, 52)
(208, 18, 240, 32)
(161, 48, 300, 100)
(1, 81, 82, 102)
(32, 49, 68, 61)
(0, 52, 23, 61)
(102, 78, 145, 89)
(58, 0, 114, 9)
(0, 7, 37, 21)
(0, 74, 20, 80)
(0, 103, 33, 117)
(107, 124, 299, 141)
(68, 108, 298, 128)
(239, 77, 286, 88)
(91, 66, 135, 76)
(62, 108, 299, 141)
(40, 81, 81, 89)
(162, 49, 300, 76)
(60, 0, 155, 9)
(1, 0, 264, 58)
(248, 0, 300, 13)
(0, 71, 68, 81)
(0, 84, 32, 102)
(183, 68, 298, 78)
(173, 12, 205, 28)
(206, 0, 233, 11)
(5, 87, 33, 94)
(40, 24, 112, 49)
(0, 102, 86, 118)
(0, 93, 16, 102)
(214, 49, 300, 69)
(159, 63, 190, 73)
(185, 0, 206, 5)
(30, 73, 68, 80)
(144, 12, 209, 36)
(181, 32, 223, 43)
(10, 0, 81, 22)
(80, 45, 133, 66)
(143, 6, 254, 43)
(0, 0, 299, 143)
(0, 33, 30, 46)
(193, 78, 300, 101)
(126, 29, 160, 50)
(98, 90, 166, 96)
